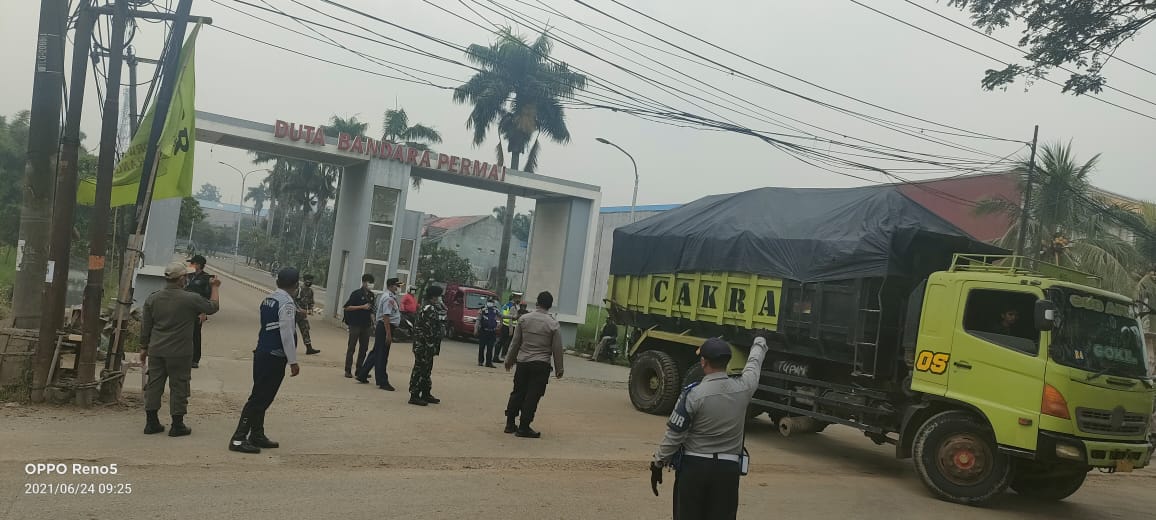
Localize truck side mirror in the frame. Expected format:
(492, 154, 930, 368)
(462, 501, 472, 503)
(1034, 300, 1057, 331)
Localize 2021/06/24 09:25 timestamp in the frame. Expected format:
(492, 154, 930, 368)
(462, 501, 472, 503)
(25, 482, 133, 495)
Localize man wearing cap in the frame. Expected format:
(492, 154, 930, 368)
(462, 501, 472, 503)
(494, 292, 522, 364)
(229, 267, 303, 454)
(185, 255, 213, 368)
(649, 334, 770, 520)
(475, 298, 501, 368)
(140, 262, 221, 436)
(502, 291, 564, 438)
(294, 274, 321, 356)
(356, 277, 401, 391)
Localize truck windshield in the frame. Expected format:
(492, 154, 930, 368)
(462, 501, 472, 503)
(465, 293, 489, 310)
(1050, 290, 1148, 379)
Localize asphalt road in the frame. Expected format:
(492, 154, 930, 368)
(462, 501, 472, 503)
(1, 277, 1153, 519)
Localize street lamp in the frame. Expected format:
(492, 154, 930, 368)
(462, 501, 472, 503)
(595, 137, 639, 223)
(218, 161, 269, 274)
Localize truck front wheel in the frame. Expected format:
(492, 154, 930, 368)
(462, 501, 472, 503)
(629, 350, 682, 415)
(913, 411, 1011, 506)
(1010, 468, 1088, 501)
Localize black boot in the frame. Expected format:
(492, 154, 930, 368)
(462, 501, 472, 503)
(228, 415, 261, 454)
(408, 393, 428, 406)
(144, 410, 165, 435)
(168, 415, 191, 437)
(305, 347, 321, 355)
(504, 416, 517, 434)
(249, 411, 279, 449)
(422, 392, 440, 404)
(515, 421, 541, 438)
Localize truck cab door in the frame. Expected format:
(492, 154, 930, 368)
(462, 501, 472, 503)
(945, 284, 1046, 450)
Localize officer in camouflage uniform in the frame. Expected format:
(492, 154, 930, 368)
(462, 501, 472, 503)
(409, 285, 444, 406)
(294, 274, 321, 355)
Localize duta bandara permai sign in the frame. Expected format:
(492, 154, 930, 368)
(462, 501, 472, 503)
(273, 119, 507, 182)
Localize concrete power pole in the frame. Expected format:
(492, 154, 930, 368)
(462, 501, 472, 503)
(30, 1, 97, 403)
(11, 0, 68, 329)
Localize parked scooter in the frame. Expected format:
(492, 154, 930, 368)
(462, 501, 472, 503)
(393, 313, 416, 342)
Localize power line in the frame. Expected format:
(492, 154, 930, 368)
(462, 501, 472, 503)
(848, 0, 1156, 123)
(594, 0, 1022, 142)
(900, 0, 1156, 110)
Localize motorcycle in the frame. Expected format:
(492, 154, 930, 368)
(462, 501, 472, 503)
(393, 313, 416, 342)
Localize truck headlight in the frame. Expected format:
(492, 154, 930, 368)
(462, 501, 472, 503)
(1055, 443, 1083, 461)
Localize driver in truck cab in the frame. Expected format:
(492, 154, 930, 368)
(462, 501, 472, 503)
(649, 334, 769, 520)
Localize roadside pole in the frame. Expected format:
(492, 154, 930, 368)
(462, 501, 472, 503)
(1013, 125, 1040, 258)
(31, 0, 97, 403)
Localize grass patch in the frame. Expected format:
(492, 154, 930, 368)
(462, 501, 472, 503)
(0, 246, 14, 322)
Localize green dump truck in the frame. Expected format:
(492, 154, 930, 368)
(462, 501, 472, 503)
(607, 186, 1154, 505)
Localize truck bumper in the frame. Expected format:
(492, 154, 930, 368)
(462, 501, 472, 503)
(1039, 431, 1153, 469)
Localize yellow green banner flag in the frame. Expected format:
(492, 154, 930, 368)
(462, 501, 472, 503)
(79, 24, 200, 207)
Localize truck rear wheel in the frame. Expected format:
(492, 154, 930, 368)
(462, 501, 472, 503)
(629, 350, 682, 415)
(1010, 469, 1087, 501)
(912, 411, 1010, 506)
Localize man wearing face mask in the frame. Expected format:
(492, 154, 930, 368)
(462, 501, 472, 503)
(140, 262, 221, 436)
(342, 274, 376, 378)
(475, 298, 501, 368)
(295, 274, 321, 356)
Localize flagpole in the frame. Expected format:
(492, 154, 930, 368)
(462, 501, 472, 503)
(106, 0, 194, 387)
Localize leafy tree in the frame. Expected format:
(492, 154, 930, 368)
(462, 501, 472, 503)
(492, 207, 533, 242)
(383, 108, 442, 189)
(417, 242, 475, 287)
(454, 27, 587, 292)
(975, 142, 1139, 293)
(949, 0, 1156, 94)
(195, 183, 222, 202)
(0, 112, 31, 248)
(178, 197, 205, 241)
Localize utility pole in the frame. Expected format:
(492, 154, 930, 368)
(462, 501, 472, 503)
(76, 0, 129, 407)
(11, 0, 68, 329)
(1014, 125, 1040, 258)
(107, 0, 194, 379)
(126, 47, 139, 135)
(30, 0, 97, 403)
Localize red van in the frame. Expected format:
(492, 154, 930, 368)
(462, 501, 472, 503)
(443, 284, 498, 339)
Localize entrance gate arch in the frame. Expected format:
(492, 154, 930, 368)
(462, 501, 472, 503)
(189, 111, 600, 344)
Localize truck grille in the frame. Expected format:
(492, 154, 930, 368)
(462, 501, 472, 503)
(1074, 407, 1149, 436)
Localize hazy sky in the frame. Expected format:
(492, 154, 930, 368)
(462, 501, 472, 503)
(2, 0, 1154, 219)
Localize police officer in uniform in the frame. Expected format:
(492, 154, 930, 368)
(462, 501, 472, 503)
(185, 255, 213, 368)
(650, 334, 769, 520)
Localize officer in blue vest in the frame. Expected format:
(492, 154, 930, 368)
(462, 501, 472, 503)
(229, 267, 302, 454)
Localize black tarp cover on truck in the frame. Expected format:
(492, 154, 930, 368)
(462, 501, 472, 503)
(609, 185, 1004, 283)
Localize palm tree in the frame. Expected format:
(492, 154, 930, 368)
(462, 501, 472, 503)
(383, 108, 442, 189)
(244, 185, 268, 217)
(975, 142, 1140, 293)
(453, 27, 587, 292)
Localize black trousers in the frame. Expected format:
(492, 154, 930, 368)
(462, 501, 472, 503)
(192, 319, 203, 364)
(345, 324, 371, 374)
(505, 361, 551, 425)
(240, 351, 288, 421)
(358, 322, 392, 387)
(673, 456, 741, 520)
(477, 330, 496, 365)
